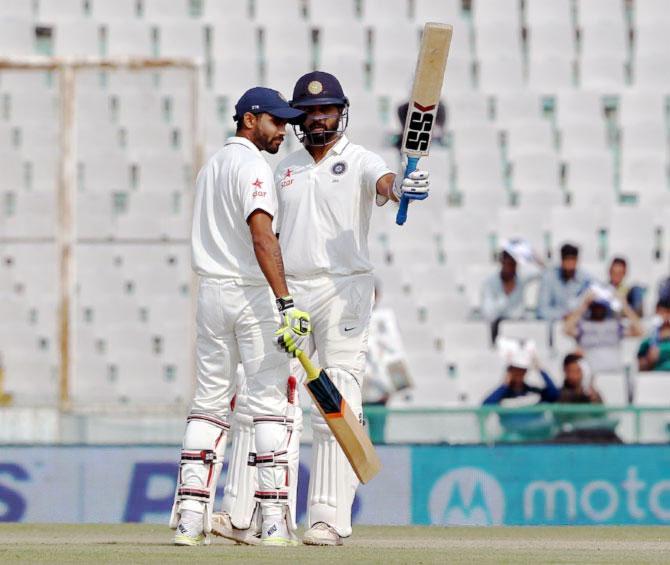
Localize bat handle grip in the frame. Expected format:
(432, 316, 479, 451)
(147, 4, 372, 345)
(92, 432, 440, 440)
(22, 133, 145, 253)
(395, 156, 420, 226)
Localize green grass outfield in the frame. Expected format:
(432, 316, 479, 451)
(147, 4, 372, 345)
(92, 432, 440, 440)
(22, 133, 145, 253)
(1, 524, 670, 564)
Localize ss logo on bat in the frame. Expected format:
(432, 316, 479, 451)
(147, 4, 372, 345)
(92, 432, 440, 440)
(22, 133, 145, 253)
(405, 111, 434, 152)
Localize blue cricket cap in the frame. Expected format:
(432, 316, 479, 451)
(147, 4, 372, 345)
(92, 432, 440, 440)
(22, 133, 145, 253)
(233, 87, 305, 124)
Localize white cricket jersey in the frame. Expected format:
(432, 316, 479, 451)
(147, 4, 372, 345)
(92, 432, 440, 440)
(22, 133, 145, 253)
(191, 136, 277, 284)
(274, 135, 392, 278)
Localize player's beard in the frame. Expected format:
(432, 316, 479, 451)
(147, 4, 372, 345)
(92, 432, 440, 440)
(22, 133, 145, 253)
(302, 117, 341, 147)
(255, 133, 284, 154)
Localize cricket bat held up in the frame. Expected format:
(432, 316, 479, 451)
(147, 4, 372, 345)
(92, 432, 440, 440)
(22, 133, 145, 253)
(396, 22, 452, 226)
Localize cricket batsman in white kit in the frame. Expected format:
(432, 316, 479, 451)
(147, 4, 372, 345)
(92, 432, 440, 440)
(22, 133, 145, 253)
(169, 86, 310, 547)
(278, 71, 430, 546)
(217, 71, 429, 545)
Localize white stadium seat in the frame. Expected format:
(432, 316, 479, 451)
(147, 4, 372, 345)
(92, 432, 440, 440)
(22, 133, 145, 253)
(577, 0, 626, 27)
(414, 0, 461, 23)
(564, 152, 617, 208)
(526, 0, 572, 27)
(201, 0, 250, 22)
(478, 55, 525, 93)
(618, 89, 666, 126)
(443, 58, 474, 93)
(635, 24, 669, 58)
(309, 0, 356, 23)
(526, 21, 576, 59)
(142, 0, 192, 20)
(447, 92, 490, 127)
(452, 124, 499, 158)
(372, 22, 419, 65)
(213, 57, 261, 97)
(105, 21, 153, 57)
(528, 56, 574, 92)
(620, 121, 668, 159)
(620, 156, 670, 207)
(91, 0, 139, 20)
(634, 54, 670, 90)
(0, 20, 34, 56)
(53, 20, 101, 57)
(580, 55, 627, 92)
(38, 0, 87, 21)
(559, 121, 609, 158)
(0, 0, 34, 18)
(505, 121, 556, 161)
(254, 0, 304, 24)
(361, 0, 410, 24)
(554, 90, 604, 127)
(157, 20, 206, 60)
(635, 373, 670, 404)
(474, 22, 522, 60)
(455, 151, 508, 208)
(580, 21, 628, 61)
(496, 208, 550, 255)
(635, 0, 670, 24)
(511, 151, 563, 207)
(472, 0, 521, 27)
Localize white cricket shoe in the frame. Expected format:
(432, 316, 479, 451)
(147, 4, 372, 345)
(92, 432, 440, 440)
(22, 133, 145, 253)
(173, 510, 210, 546)
(302, 522, 343, 546)
(261, 518, 299, 547)
(211, 511, 261, 546)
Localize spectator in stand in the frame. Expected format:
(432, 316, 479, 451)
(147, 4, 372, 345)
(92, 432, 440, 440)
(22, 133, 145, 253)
(659, 276, 670, 303)
(608, 256, 644, 317)
(537, 243, 591, 321)
(559, 353, 602, 404)
(483, 340, 559, 405)
(564, 283, 643, 374)
(637, 298, 670, 372)
(480, 238, 542, 344)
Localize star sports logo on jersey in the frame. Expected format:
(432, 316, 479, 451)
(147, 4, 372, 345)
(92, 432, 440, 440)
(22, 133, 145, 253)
(252, 178, 266, 198)
(280, 169, 293, 188)
(428, 467, 505, 526)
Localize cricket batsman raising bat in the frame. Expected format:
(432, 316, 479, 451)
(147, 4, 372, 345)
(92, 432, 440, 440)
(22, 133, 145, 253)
(396, 22, 452, 225)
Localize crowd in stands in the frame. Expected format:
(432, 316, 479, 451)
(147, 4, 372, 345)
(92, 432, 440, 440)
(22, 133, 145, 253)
(478, 238, 670, 413)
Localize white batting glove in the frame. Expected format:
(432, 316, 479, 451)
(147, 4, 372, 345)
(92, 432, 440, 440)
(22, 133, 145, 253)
(392, 170, 430, 201)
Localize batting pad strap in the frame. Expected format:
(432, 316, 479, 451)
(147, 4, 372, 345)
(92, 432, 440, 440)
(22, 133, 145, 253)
(178, 487, 211, 502)
(187, 413, 230, 431)
(180, 449, 218, 465)
(253, 415, 294, 426)
(255, 490, 289, 502)
(254, 449, 289, 468)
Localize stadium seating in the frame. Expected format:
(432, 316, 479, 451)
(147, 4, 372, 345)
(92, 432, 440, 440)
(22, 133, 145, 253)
(1, 0, 669, 418)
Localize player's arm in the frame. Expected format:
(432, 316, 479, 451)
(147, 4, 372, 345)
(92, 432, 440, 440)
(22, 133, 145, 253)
(247, 209, 289, 299)
(367, 153, 430, 206)
(375, 170, 431, 207)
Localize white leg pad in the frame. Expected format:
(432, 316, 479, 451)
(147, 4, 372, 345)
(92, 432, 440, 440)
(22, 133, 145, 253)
(221, 394, 258, 530)
(169, 413, 229, 533)
(253, 416, 293, 520)
(307, 368, 361, 537)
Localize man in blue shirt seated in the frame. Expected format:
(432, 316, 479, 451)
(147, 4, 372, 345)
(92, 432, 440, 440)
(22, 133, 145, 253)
(483, 343, 559, 439)
(483, 359, 559, 405)
(537, 243, 591, 321)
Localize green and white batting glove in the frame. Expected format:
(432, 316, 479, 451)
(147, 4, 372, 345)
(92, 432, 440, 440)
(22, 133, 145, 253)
(275, 295, 311, 357)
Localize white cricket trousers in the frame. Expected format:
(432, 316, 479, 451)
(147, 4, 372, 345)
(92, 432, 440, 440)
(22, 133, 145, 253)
(288, 273, 375, 383)
(289, 272, 375, 537)
(192, 277, 289, 419)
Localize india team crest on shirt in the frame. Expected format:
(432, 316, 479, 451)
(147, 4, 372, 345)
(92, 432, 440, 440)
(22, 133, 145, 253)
(331, 161, 347, 175)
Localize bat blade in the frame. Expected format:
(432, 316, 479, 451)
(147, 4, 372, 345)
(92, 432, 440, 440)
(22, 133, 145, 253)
(297, 351, 381, 484)
(397, 22, 452, 225)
